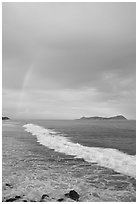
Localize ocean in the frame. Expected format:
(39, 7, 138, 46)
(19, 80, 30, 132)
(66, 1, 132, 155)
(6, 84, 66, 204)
(2, 119, 136, 202)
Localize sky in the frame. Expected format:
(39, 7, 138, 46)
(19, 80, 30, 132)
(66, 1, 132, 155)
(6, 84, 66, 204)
(2, 2, 136, 119)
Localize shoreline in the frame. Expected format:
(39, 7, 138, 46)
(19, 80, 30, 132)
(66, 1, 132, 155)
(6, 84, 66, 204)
(2, 122, 136, 202)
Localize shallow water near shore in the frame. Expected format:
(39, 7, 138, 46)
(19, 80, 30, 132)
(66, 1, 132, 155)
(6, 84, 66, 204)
(2, 119, 136, 202)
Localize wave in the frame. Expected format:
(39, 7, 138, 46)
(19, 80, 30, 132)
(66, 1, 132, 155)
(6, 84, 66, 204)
(23, 123, 136, 178)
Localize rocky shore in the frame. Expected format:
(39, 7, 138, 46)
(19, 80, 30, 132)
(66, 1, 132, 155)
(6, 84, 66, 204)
(2, 187, 80, 202)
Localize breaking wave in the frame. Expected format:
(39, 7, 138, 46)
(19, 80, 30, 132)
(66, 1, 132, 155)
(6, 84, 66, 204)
(23, 123, 136, 178)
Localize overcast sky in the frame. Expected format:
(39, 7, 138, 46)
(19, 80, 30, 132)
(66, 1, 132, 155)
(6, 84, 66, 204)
(2, 2, 136, 119)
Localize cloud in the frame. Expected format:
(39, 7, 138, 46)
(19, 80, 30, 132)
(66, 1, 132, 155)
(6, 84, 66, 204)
(2, 3, 136, 119)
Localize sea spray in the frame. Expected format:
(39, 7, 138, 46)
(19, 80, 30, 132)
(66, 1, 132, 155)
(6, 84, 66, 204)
(23, 123, 136, 178)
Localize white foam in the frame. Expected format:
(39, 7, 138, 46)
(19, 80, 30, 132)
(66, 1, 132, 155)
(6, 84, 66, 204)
(23, 123, 136, 178)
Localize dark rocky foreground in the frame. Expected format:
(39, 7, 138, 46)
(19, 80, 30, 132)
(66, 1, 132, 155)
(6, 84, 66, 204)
(2, 188, 80, 202)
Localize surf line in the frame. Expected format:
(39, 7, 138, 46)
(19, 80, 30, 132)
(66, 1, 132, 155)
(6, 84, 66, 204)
(23, 123, 136, 178)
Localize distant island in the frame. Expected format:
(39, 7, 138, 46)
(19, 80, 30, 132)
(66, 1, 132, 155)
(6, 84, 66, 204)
(78, 115, 127, 120)
(2, 116, 10, 120)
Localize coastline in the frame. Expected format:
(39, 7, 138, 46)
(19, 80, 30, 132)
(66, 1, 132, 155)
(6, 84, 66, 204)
(2, 121, 136, 202)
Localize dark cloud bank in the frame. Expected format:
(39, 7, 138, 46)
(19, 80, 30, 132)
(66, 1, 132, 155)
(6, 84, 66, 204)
(2, 3, 136, 119)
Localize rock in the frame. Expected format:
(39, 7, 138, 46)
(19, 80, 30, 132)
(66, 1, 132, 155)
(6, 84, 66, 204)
(3, 183, 13, 190)
(3, 194, 22, 202)
(40, 194, 49, 201)
(64, 193, 69, 197)
(2, 116, 10, 120)
(15, 195, 21, 199)
(67, 190, 80, 201)
(5, 197, 17, 202)
(5, 196, 22, 202)
(5, 183, 12, 187)
(57, 198, 64, 202)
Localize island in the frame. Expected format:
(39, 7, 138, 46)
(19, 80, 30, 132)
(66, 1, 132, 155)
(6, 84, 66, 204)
(2, 116, 10, 120)
(78, 115, 127, 120)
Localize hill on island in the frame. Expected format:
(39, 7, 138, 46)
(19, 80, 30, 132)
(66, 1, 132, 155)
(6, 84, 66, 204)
(78, 115, 127, 120)
(2, 116, 10, 120)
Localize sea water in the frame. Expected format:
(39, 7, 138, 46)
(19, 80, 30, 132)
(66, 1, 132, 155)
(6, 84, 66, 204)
(3, 119, 136, 201)
(23, 120, 136, 178)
